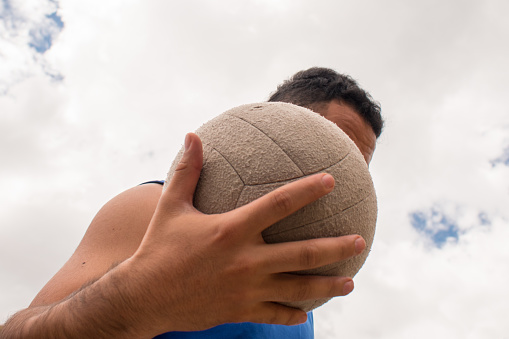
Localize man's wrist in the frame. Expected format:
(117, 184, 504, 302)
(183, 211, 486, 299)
(12, 261, 156, 339)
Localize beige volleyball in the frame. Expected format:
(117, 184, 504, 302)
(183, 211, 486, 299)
(165, 102, 377, 312)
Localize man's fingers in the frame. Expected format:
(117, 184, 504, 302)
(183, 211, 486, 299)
(162, 133, 203, 206)
(266, 274, 355, 303)
(261, 235, 366, 274)
(233, 173, 335, 234)
(244, 302, 308, 326)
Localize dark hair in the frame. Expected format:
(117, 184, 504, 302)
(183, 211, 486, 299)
(268, 67, 384, 138)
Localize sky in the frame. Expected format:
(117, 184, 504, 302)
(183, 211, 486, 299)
(1, 0, 509, 337)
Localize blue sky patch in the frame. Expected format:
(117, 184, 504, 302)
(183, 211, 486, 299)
(47, 11, 63, 28)
(0, 0, 65, 95)
(1, 0, 64, 54)
(28, 11, 64, 54)
(410, 206, 460, 248)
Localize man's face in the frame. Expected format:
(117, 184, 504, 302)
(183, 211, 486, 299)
(318, 100, 377, 165)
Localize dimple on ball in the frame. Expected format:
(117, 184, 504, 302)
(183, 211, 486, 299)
(165, 102, 377, 312)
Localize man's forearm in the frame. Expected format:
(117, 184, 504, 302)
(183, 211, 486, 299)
(2, 262, 154, 339)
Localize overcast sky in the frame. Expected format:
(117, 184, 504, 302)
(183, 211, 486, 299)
(1, 0, 509, 337)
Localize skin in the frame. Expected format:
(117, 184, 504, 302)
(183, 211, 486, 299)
(319, 99, 377, 164)
(1, 102, 377, 338)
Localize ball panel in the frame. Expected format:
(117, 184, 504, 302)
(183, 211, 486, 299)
(281, 192, 377, 312)
(236, 153, 376, 241)
(225, 102, 356, 175)
(195, 113, 304, 185)
(165, 144, 246, 214)
(262, 190, 377, 247)
(193, 146, 246, 214)
(277, 191, 377, 276)
(327, 152, 375, 212)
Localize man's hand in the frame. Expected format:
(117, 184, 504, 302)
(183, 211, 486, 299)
(1, 133, 365, 338)
(124, 133, 366, 335)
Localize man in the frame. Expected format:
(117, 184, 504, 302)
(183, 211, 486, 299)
(1, 67, 383, 338)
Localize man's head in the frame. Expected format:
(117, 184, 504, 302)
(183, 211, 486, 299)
(268, 67, 383, 164)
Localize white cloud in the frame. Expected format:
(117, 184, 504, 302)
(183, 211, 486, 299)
(315, 213, 509, 338)
(1, 1, 509, 337)
(0, 0, 63, 93)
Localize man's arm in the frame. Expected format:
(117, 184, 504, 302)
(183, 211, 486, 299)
(2, 182, 164, 338)
(29, 182, 163, 307)
(2, 133, 365, 338)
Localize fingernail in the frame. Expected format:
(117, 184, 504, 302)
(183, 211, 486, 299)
(322, 174, 335, 189)
(184, 133, 191, 151)
(355, 237, 366, 254)
(343, 280, 354, 295)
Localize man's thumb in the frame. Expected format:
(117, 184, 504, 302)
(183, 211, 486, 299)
(161, 133, 203, 206)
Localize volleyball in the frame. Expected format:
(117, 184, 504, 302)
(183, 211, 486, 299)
(165, 102, 377, 311)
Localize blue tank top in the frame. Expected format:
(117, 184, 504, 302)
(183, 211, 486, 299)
(154, 313, 314, 338)
(142, 181, 315, 338)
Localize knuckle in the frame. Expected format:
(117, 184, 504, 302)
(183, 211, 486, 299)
(267, 310, 281, 325)
(230, 258, 257, 277)
(294, 280, 312, 301)
(174, 158, 190, 172)
(300, 243, 321, 268)
(285, 309, 306, 326)
(327, 278, 341, 297)
(337, 237, 356, 260)
(271, 188, 293, 213)
(223, 252, 260, 280)
(211, 221, 239, 246)
(265, 308, 300, 326)
(335, 242, 348, 260)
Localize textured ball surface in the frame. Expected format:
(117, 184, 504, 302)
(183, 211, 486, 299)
(165, 102, 377, 311)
